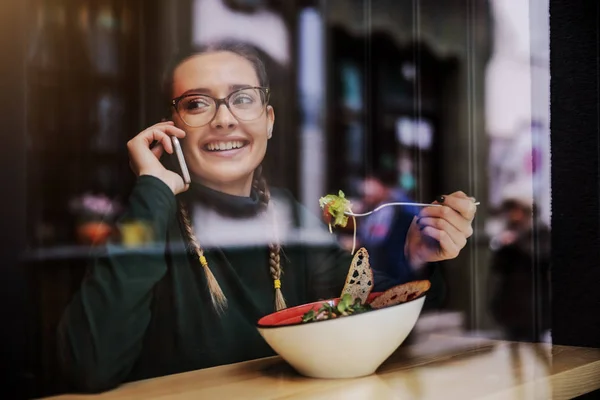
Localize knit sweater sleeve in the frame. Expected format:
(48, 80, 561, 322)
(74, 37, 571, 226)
(57, 176, 176, 393)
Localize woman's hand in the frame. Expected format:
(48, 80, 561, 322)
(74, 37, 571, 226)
(127, 121, 189, 195)
(405, 191, 477, 269)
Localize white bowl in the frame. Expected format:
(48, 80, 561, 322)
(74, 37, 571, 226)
(256, 294, 425, 379)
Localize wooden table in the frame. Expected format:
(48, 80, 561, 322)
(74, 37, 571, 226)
(45, 334, 600, 400)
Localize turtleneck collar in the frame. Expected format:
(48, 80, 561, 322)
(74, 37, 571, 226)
(181, 181, 263, 218)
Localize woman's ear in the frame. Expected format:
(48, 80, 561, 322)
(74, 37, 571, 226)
(267, 105, 275, 139)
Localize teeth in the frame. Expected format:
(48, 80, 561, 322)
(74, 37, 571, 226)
(206, 141, 244, 151)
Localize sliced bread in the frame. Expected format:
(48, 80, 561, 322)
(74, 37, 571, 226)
(369, 280, 431, 309)
(340, 247, 374, 304)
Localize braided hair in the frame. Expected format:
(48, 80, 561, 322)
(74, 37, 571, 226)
(253, 165, 287, 311)
(176, 165, 286, 313)
(178, 203, 228, 313)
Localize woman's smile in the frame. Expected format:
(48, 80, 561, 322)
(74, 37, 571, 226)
(200, 138, 251, 159)
(204, 140, 247, 152)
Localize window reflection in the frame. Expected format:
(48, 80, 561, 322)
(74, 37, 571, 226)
(22, 0, 550, 396)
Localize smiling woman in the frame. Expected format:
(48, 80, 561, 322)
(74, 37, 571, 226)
(56, 40, 477, 393)
(161, 43, 274, 197)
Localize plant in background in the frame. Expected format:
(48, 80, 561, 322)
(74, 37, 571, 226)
(69, 193, 122, 223)
(69, 193, 122, 244)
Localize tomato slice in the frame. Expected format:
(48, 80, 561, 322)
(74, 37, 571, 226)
(322, 205, 333, 224)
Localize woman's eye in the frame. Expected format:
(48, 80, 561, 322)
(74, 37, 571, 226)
(232, 95, 255, 106)
(184, 97, 211, 112)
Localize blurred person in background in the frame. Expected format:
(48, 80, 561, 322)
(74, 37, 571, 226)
(355, 171, 448, 309)
(489, 181, 551, 342)
(57, 41, 477, 393)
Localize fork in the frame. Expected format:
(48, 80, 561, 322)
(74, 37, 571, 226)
(344, 201, 481, 217)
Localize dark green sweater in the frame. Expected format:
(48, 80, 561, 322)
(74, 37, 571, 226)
(57, 176, 439, 393)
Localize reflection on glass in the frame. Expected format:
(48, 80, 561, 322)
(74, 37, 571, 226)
(21, 0, 553, 397)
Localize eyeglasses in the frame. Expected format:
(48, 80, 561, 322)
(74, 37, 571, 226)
(171, 87, 270, 128)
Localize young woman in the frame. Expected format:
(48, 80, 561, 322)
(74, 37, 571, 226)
(58, 41, 477, 392)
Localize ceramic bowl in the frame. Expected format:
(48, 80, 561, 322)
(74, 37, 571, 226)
(256, 292, 426, 379)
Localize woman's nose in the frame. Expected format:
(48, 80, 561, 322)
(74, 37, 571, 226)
(211, 104, 238, 130)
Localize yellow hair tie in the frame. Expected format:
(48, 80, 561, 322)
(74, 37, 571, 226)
(199, 255, 208, 267)
(274, 279, 281, 289)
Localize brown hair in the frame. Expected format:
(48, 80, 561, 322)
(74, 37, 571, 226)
(167, 41, 285, 312)
(163, 40, 269, 114)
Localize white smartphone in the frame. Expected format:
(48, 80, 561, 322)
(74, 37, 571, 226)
(171, 136, 191, 184)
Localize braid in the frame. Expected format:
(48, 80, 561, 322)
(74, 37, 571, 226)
(269, 243, 286, 311)
(179, 202, 227, 313)
(253, 165, 270, 209)
(254, 166, 287, 311)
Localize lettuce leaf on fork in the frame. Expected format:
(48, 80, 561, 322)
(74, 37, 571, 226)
(319, 190, 351, 229)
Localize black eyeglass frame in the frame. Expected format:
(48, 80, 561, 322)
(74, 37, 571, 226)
(171, 86, 271, 127)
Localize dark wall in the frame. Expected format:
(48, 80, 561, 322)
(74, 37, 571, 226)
(0, 1, 30, 399)
(550, 0, 600, 348)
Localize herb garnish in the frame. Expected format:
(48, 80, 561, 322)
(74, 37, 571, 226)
(301, 293, 372, 323)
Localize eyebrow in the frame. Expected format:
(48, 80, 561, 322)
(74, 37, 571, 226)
(177, 84, 254, 97)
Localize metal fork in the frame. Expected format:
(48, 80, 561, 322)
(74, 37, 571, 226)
(344, 201, 481, 217)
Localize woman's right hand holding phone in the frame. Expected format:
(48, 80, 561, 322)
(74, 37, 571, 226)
(127, 121, 189, 195)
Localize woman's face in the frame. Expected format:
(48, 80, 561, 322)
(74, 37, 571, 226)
(171, 51, 274, 196)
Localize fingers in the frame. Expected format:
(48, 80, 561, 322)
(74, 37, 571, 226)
(134, 129, 173, 154)
(410, 191, 477, 263)
(441, 192, 477, 220)
(451, 190, 477, 203)
(450, 190, 469, 199)
(160, 123, 187, 139)
(130, 122, 186, 156)
(417, 217, 468, 249)
(418, 204, 474, 237)
(143, 122, 186, 141)
(150, 142, 165, 159)
(420, 226, 461, 258)
(127, 121, 187, 176)
(158, 130, 175, 154)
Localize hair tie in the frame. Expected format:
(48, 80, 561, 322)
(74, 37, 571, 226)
(274, 279, 281, 289)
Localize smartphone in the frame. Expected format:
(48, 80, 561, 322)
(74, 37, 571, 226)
(171, 136, 191, 184)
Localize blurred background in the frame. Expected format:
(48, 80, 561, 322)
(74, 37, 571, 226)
(7, 0, 550, 396)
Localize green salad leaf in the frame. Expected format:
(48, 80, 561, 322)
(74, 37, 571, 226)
(319, 190, 351, 228)
(301, 293, 372, 323)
